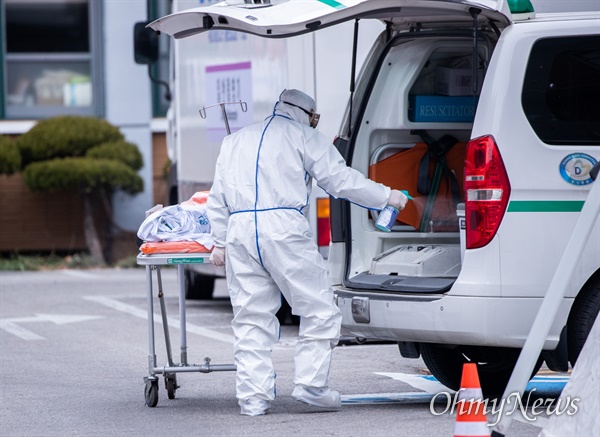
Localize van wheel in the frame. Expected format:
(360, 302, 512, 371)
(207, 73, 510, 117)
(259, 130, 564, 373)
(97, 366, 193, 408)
(420, 344, 542, 397)
(184, 270, 215, 300)
(567, 281, 600, 366)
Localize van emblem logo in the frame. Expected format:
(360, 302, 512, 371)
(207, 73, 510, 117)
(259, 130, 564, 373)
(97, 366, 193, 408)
(559, 153, 597, 186)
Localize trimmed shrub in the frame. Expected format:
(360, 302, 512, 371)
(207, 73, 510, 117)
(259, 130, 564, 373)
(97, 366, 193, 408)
(0, 135, 21, 175)
(17, 116, 123, 165)
(23, 157, 143, 195)
(86, 140, 143, 171)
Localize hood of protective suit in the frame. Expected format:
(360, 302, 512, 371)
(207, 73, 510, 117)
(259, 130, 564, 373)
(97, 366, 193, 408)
(273, 102, 310, 126)
(273, 89, 317, 127)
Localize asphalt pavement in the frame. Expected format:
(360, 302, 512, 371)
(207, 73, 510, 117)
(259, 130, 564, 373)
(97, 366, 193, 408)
(0, 268, 560, 436)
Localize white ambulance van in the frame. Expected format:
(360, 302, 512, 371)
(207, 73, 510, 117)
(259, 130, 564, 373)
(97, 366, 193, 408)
(150, 0, 600, 395)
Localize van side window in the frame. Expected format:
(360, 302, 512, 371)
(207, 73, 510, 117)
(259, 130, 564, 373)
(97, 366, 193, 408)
(522, 35, 600, 145)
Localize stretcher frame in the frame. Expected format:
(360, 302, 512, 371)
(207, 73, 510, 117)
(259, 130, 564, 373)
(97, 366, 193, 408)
(137, 252, 236, 407)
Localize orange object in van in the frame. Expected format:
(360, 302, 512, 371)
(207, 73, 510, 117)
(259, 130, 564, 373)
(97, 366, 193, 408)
(369, 142, 466, 231)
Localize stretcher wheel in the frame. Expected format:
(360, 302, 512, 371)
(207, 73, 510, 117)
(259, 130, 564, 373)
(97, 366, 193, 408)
(144, 380, 159, 407)
(165, 375, 178, 400)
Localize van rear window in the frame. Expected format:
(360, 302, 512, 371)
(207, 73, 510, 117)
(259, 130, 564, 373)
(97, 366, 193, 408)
(522, 35, 600, 145)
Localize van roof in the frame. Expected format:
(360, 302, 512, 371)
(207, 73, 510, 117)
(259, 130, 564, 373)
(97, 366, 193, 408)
(518, 11, 600, 23)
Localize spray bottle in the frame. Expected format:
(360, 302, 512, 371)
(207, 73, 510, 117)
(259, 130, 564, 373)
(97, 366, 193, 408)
(375, 190, 413, 232)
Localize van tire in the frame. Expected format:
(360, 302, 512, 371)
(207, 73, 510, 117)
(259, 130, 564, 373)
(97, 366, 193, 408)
(567, 282, 600, 366)
(420, 344, 542, 397)
(184, 270, 215, 300)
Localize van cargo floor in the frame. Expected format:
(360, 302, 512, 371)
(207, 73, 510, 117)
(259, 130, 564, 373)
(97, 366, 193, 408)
(347, 272, 455, 294)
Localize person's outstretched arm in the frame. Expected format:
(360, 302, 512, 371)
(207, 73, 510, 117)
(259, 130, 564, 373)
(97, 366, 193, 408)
(303, 129, 394, 210)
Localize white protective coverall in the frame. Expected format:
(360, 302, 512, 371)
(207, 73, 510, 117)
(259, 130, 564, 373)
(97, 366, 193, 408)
(207, 89, 391, 416)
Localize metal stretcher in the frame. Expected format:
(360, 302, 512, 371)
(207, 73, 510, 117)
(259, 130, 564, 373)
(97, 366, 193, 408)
(137, 252, 236, 407)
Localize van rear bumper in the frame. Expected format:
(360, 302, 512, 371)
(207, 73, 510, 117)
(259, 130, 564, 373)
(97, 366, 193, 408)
(335, 289, 573, 349)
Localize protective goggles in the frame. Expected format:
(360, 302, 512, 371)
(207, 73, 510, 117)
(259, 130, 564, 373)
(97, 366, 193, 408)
(283, 101, 320, 128)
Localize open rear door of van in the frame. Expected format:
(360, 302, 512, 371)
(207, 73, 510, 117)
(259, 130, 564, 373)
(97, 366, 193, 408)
(148, 0, 512, 40)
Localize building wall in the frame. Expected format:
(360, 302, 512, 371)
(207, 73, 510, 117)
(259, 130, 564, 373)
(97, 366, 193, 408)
(103, 0, 153, 232)
(0, 1, 166, 259)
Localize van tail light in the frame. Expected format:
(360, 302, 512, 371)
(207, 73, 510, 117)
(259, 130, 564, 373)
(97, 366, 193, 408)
(464, 135, 511, 249)
(316, 197, 331, 247)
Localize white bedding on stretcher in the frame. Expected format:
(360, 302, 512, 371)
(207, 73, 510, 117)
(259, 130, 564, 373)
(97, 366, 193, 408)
(137, 203, 215, 250)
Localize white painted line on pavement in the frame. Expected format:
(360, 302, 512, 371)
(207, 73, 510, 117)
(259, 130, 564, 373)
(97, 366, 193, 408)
(8, 314, 104, 324)
(62, 270, 100, 279)
(83, 295, 235, 344)
(0, 321, 45, 340)
(0, 314, 104, 340)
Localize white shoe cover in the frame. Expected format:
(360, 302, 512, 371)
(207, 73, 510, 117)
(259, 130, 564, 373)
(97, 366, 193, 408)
(291, 386, 341, 409)
(239, 397, 271, 416)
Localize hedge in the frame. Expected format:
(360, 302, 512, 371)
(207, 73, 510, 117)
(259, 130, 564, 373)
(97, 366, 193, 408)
(23, 157, 144, 195)
(17, 116, 124, 165)
(0, 135, 21, 175)
(86, 140, 143, 171)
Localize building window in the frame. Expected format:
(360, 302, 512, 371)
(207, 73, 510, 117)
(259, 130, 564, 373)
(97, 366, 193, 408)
(2, 0, 103, 119)
(522, 35, 600, 146)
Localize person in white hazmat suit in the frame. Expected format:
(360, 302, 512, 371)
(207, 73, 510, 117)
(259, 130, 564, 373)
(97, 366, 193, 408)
(207, 89, 408, 416)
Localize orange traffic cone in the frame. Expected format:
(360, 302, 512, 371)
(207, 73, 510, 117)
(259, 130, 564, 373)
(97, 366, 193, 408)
(453, 363, 490, 437)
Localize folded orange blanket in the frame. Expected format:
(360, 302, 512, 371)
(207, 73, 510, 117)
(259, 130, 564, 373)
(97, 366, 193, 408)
(140, 241, 211, 255)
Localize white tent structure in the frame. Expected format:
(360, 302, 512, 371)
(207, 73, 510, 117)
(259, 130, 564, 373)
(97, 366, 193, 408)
(539, 315, 600, 436)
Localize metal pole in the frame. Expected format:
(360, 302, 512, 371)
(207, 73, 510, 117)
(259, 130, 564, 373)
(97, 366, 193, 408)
(177, 264, 188, 366)
(152, 364, 237, 374)
(492, 176, 600, 436)
(220, 103, 231, 135)
(156, 267, 175, 367)
(146, 266, 157, 376)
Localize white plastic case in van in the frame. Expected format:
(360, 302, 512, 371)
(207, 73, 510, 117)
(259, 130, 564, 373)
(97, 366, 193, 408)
(150, 0, 600, 395)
